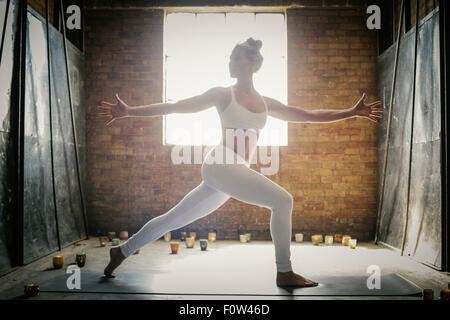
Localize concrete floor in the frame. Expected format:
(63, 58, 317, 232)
(0, 238, 449, 300)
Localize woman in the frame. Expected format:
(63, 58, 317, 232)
(97, 38, 383, 287)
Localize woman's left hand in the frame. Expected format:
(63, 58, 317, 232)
(352, 92, 384, 123)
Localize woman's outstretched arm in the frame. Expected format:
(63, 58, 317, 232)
(97, 87, 221, 126)
(264, 93, 384, 124)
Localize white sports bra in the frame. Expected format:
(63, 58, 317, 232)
(219, 85, 268, 130)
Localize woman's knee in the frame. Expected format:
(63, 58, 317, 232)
(271, 189, 294, 212)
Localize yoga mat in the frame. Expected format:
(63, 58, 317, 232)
(39, 272, 422, 296)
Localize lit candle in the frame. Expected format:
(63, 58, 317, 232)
(185, 237, 195, 248)
(208, 232, 216, 242)
(311, 235, 322, 246)
(325, 235, 334, 246)
(245, 233, 251, 242)
(440, 284, 450, 300)
(170, 241, 179, 254)
(108, 232, 116, 241)
(200, 239, 208, 251)
(423, 289, 434, 300)
(180, 232, 186, 241)
(76, 252, 86, 267)
(53, 255, 64, 269)
(239, 234, 248, 243)
(334, 234, 343, 243)
(295, 233, 303, 242)
(99, 236, 107, 247)
(164, 232, 171, 242)
(342, 235, 351, 246)
(189, 232, 196, 240)
(112, 238, 120, 246)
(119, 231, 128, 240)
(24, 284, 39, 297)
(349, 239, 357, 249)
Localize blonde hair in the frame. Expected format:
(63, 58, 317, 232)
(234, 37, 264, 73)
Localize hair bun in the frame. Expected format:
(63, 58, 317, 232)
(246, 37, 262, 51)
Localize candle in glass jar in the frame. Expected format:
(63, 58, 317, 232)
(112, 238, 120, 246)
(24, 284, 39, 297)
(239, 234, 248, 243)
(76, 252, 86, 267)
(423, 289, 434, 300)
(200, 239, 208, 251)
(311, 235, 322, 245)
(325, 235, 334, 246)
(164, 232, 171, 242)
(349, 239, 357, 249)
(99, 236, 107, 247)
(245, 233, 251, 242)
(189, 232, 196, 240)
(334, 234, 343, 243)
(53, 255, 64, 269)
(180, 232, 186, 241)
(108, 232, 116, 241)
(342, 235, 351, 246)
(119, 231, 128, 240)
(185, 237, 195, 248)
(208, 232, 216, 241)
(295, 233, 303, 242)
(170, 241, 179, 254)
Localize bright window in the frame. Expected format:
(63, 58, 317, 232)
(163, 11, 287, 146)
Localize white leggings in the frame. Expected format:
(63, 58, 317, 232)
(119, 144, 294, 272)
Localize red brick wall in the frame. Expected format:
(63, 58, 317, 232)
(285, 7, 378, 242)
(85, 2, 379, 241)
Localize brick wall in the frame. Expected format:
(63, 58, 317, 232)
(85, 1, 379, 241)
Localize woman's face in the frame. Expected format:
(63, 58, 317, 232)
(229, 47, 254, 78)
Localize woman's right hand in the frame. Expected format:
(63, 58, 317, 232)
(97, 93, 131, 126)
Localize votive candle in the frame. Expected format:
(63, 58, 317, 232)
(240, 234, 248, 243)
(119, 231, 128, 240)
(342, 235, 351, 246)
(24, 284, 39, 297)
(170, 241, 179, 254)
(311, 234, 322, 246)
(208, 232, 216, 241)
(200, 239, 208, 251)
(295, 233, 304, 242)
(180, 232, 187, 241)
(164, 232, 171, 241)
(99, 236, 107, 247)
(53, 255, 64, 269)
(325, 235, 334, 246)
(76, 252, 86, 267)
(349, 239, 357, 249)
(189, 232, 196, 240)
(334, 234, 343, 243)
(185, 237, 195, 248)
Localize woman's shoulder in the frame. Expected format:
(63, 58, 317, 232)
(211, 86, 233, 112)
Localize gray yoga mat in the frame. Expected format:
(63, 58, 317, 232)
(39, 272, 422, 296)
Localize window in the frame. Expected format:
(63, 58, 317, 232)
(163, 11, 288, 147)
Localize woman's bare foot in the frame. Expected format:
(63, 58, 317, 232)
(104, 247, 126, 278)
(276, 271, 319, 287)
